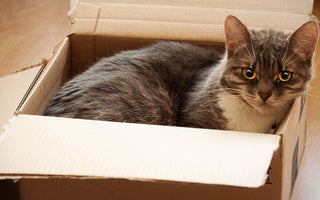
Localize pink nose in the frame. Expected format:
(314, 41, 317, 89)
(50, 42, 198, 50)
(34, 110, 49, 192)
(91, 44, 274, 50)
(258, 92, 271, 102)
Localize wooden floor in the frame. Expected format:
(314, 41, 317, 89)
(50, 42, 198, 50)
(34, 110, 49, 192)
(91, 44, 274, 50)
(0, 0, 320, 199)
(0, 0, 70, 76)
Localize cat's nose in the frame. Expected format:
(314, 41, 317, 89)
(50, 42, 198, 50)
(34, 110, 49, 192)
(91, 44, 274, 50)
(258, 92, 272, 102)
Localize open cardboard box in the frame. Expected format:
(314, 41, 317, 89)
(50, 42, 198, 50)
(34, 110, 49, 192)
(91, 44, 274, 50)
(0, 0, 316, 199)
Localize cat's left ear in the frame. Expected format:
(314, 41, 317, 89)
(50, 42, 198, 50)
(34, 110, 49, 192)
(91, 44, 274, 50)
(287, 20, 319, 61)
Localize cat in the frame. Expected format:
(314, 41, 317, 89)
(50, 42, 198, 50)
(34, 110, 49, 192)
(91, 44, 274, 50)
(179, 16, 318, 133)
(44, 15, 318, 133)
(44, 41, 221, 125)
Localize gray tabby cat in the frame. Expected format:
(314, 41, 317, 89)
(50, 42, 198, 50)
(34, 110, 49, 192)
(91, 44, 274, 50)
(44, 16, 318, 133)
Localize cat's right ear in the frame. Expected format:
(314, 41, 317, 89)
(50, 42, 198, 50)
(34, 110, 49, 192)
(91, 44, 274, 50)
(224, 15, 252, 57)
(286, 20, 319, 62)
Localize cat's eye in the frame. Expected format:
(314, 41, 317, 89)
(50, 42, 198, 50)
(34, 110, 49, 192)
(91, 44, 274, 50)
(278, 71, 292, 82)
(242, 68, 256, 80)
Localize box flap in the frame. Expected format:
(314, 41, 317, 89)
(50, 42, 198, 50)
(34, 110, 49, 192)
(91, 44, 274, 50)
(95, 3, 310, 31)
(71, 2, 312, 45)
(69, 1, 314, 71)
(80, 0, 314, 15)
(18, 38, 71, 116)
(0, 114, 280, 188)
(0, 67, 42, 127)
(70, 3, 100, 35)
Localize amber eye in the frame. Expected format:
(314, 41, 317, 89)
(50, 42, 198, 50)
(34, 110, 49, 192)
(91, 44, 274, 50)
(278, 71, 292, 82)
(242, 68, 256, 80)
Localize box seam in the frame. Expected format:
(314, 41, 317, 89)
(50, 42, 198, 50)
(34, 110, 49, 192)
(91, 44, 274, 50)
(93, 6, 101, 63)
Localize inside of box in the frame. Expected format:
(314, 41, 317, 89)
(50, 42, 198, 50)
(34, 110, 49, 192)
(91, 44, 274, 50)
(18, 1, 311, 134)
(71, 36, 225, 76)
(28, 36, 226, 115)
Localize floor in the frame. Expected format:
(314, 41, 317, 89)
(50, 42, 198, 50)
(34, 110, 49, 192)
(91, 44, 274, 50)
(0, 0, 320, 199)
(0, 0, 70, 76)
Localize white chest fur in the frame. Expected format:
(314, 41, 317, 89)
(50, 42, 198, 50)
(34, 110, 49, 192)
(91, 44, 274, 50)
(217, 92, 284, 133)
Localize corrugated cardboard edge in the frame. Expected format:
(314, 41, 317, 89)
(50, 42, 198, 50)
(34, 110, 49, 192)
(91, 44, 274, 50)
(13, 63, 46, 115)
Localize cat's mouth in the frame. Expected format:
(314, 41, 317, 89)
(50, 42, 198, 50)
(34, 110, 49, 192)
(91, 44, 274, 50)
(252, 101, 276, 114)
(258, 102, 274, 108)
(238, 95, 270, 110)
(240, 95, 275, 112)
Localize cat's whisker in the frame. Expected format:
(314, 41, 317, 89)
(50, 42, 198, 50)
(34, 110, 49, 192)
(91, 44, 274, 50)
(245, 45, 256, 61)
(215, 90, 305, 104)
(218, 91, 257, 100)
(206, 87, 253, 96)
(306, 93, 320, 100)
(282, 47, 303, 66)
(306, 85, 320, 90)
(282, 56, 302, 68)
(281, 40, 290, 64)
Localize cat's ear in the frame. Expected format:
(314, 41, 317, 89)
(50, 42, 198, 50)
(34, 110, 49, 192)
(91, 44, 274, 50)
(224, 15, 252, 57)
(286, 20, 319, 61)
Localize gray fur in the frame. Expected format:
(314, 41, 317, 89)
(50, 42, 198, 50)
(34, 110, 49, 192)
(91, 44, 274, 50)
(44, 41, 221, 125)
(45, 16, 318, 133)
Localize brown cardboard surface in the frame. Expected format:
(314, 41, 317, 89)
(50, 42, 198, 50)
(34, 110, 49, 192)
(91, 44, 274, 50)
(80, 0, 314, 15)
(0, 66, 41, 127)
(18, 38, 70, 116)
(20, 178, 279, 200)
(96, 3, 309, 30)
(18, 177, 281, 200)
(72, 2, 100, 19)
(276, 95, 307, 200)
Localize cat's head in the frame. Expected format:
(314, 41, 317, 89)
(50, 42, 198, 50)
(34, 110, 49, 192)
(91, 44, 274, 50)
(221, 15, 318, 112)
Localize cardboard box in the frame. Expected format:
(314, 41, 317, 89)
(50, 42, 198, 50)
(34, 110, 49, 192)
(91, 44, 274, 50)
(0, 0, 316, 199)
(0, 66, 43, 126)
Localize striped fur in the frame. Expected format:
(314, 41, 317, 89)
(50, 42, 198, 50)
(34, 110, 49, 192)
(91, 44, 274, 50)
(179, 16, 318, 133)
